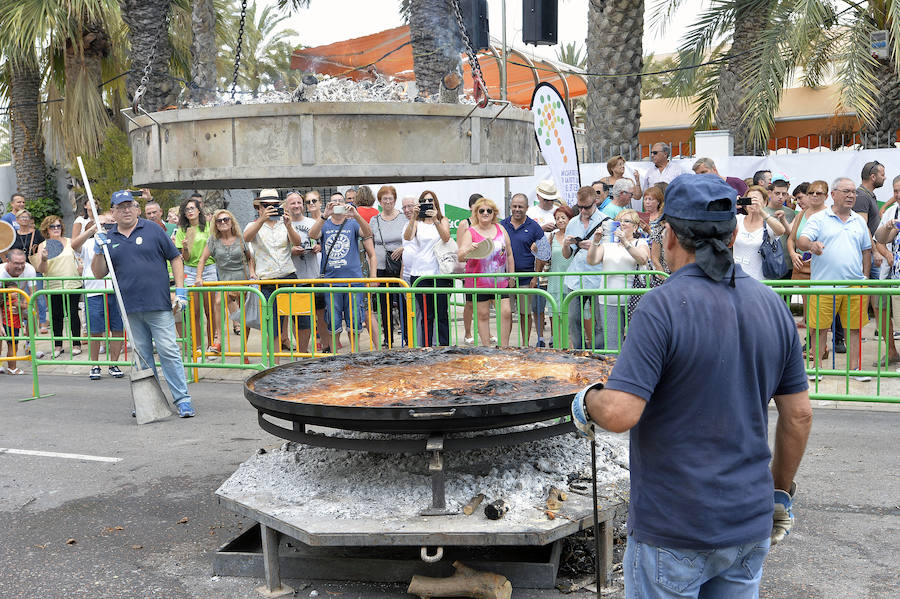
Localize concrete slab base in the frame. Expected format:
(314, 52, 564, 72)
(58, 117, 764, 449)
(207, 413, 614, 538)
(254, 583, 294, 598)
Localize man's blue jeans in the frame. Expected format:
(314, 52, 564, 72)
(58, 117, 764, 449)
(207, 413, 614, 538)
(624, 535, 770, 598)
(128, 310, 190, 405)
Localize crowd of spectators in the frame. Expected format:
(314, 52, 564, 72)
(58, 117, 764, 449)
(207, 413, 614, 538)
(1, 158, 898, 389)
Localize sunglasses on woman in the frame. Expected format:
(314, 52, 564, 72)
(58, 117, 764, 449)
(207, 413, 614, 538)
(478, 208, 494, 215)
(215, 217, 231, 223)
(48, 224, 62, 229)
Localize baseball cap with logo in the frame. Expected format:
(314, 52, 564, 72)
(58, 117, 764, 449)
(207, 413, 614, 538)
(111, 190, 134, 206)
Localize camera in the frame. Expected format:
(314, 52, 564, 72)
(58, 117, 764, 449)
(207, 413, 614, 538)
(418, 202, 434, 219)
(736, 197, 753, 206)
(264, 201, 283, 219)
(333, 204, 346, 215)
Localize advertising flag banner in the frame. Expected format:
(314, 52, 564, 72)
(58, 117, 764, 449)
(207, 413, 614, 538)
(530, 83, 581, 207)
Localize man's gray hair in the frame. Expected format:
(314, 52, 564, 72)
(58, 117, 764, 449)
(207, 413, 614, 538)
(894, 175, 900, 186)
(612, 178, 635, 197)
(657, 142, 671, 157)
(5, 248, 26, 261)
(692, 157, 716, 172)
(510, 192, 528, 203)
(832, 176, 854, 190)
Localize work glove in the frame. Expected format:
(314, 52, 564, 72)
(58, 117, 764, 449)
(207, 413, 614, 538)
(173, 287, 189, 312)
(771, 481, 797, 546)
(571, 383, 603, 440)
(93, 232, 111, 254)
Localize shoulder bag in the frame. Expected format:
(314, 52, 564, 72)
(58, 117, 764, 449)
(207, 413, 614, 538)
(759, 225, 788, 279)
(376, 216, 402, 276)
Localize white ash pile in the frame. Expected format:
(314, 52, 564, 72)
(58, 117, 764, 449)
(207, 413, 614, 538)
(184, 73, 475, 109)
(217, 431, 629, 523)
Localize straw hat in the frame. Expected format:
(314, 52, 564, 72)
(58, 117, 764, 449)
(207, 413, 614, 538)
(253, 188, 281, 206)
(535, 180, 561, 201)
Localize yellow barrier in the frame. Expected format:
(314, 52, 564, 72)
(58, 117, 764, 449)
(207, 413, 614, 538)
(0, 287, 33, 372)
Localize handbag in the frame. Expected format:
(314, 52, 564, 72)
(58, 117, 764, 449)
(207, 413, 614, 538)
(434, 238, 462, 275)
(759, 225, 788, 279)
(376, 217, 402, 276)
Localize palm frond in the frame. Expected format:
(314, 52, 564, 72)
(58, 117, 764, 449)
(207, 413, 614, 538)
(835, 9, 880, 127)
(739, 1, 798, 149)
(799, 26, 841, 87)
(689, 54, 722, 131)
(888, 0, 900, 74)
(276, 0, 311, 11)
(646, 0, 693, 37)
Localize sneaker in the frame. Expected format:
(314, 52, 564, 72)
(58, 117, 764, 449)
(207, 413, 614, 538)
(850, 372, 871, 382)
(175, 400, 196, 418)
(52, 348, 64, 359)
(108, 366, 124, 378)
(807, 374, 824, 382)
(71, 347, 82, 356)
(536, 339, 546, 348)
(834, 341, 847, 354)
(89, 366, 102, 380)
(464, 336, 474, 345)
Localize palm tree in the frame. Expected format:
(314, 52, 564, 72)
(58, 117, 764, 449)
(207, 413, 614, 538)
(585, 0, 645, 161)
(659, 0, 900, 152)
(191, 0, 218, 104)
(2, 48, 46, 201)
(408, 0, 463, 103)
(218, 2, 301, 98)
(556, 42, 586, 69)
(121, 0, 177, 112)
(0, 0, 121, 159)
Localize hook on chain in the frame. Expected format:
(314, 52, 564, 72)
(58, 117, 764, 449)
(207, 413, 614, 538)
(132, 6, 171, 114)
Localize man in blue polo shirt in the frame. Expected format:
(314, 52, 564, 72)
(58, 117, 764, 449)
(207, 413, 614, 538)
(571, 174, 812, 598)
(501, 193, 545, 345)
(797, 176, 872, 381)
(91, 190, 195, 418)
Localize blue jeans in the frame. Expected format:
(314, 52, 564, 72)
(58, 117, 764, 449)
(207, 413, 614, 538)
(625, 535, 770, 599)
(567, 294, 604, 350)
(324, 284, 364, 333)
(128, 310, 190, 405)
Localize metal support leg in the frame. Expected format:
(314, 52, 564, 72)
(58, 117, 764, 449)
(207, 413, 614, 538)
(598, 519, 612, 589)
(420, 434, 458, 516)
(255, 524, 293, 598)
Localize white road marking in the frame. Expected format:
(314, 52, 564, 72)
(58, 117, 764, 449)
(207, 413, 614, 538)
(0, 448, 122, 463)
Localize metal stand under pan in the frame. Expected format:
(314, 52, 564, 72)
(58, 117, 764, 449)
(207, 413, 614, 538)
(215, 482, 625, 593)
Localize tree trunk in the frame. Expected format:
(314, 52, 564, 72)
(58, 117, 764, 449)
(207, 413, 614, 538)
(190, 0, 217, 104)
(121, 0, 178, 112)
(862, 61, 900, 148)
(585, 0, 644, 162)
(7, 52, 47, 202)
(408, 0, 462, 103)
(716, 3, 768, 155)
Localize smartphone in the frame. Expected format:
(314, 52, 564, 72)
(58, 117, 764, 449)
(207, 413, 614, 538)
(737, 197, 753, 206)
(333, 204, 346, 215)
(418, 202, 434, 219)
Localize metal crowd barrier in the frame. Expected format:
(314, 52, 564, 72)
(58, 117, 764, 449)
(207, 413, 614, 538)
(11, 274, 900, 404)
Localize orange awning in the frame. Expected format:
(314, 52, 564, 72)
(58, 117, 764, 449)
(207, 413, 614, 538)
(290, 25, 587, 107)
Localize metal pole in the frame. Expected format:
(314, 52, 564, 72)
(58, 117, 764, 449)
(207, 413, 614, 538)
(501, 0, 510, 217)
(591, 438, 602, 595)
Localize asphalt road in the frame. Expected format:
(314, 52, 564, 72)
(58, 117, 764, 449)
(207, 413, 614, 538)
(0, 374, 897, 598)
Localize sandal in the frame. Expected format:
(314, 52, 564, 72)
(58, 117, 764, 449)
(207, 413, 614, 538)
(71, 346, 82, 356)
(52, 347, 64, 359)
(206, 342, 221, 355)
(7, 367, 24, 375)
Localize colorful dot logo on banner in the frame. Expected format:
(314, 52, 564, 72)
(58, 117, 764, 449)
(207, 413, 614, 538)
(536, 93, 568, 162)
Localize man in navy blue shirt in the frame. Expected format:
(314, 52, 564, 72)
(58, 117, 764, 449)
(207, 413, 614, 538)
(501, 193, 545, 345)
(91, 190, 195, 418)
(572, 174, 812, 597)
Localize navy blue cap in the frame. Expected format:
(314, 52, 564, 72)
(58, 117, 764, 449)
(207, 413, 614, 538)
(111, 189, 134, 206)
(663, 174, 736, 222)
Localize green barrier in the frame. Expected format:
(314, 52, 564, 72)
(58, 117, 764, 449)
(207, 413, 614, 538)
(410, 271, 667, 349)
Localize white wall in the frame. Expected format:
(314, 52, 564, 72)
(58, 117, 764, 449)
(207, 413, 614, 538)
(0, 164, 15, 211)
